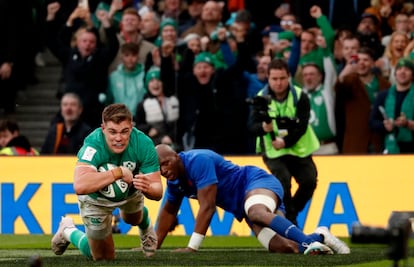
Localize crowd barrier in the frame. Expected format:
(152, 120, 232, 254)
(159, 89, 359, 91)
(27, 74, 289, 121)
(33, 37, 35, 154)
(0, 155, 413, 237)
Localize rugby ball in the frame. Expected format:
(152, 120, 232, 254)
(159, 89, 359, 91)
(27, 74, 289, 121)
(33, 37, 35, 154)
(96, 163, 130, 202)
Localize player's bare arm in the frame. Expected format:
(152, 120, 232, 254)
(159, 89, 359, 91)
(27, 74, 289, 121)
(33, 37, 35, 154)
(156, 201, 180, 249)
(194, 184, 218, 235)
(174, 184, 218, 253)
(73, 162, 132, 195)
(133, 171, 163, 200)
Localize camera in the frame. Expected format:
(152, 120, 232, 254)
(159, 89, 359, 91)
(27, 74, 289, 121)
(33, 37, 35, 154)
(351, 212, 412, 265)
(275, 116, 299, 129)
(246, 95, 299, 131)
(246, 95, 273, 123)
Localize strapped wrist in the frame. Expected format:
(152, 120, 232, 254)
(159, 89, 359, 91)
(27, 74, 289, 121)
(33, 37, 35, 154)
(188, 232, 204, 251)
(111, 167, 123, 180)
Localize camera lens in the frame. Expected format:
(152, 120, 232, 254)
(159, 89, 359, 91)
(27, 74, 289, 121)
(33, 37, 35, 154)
(351, 223, 389, 244)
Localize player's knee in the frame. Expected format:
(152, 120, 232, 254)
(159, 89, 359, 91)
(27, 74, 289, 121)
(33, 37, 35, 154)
(121, 210, 143, 226)
(247, 207, 267, 223)
(90, 239, 115, 261)
(84, 214, 112, 240)
(93, 252, 115, 261)
(244, 194, 276, 222)
(88, 228, 112, 240)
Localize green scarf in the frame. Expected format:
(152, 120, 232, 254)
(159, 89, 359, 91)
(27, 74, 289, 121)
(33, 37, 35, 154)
(384, 84, 414, 153)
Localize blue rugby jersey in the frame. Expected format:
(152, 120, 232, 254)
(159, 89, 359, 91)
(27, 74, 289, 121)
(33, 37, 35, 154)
(165, 149, 285, 221)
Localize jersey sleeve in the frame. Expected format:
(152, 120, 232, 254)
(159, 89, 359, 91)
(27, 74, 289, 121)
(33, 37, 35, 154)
(166, 180, 185, 206)
(187, 154, 218, 189)
(134, 129, 160, 174)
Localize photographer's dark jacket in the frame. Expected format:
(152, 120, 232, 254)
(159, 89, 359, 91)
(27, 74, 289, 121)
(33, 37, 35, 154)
(252, 85, 319, 158)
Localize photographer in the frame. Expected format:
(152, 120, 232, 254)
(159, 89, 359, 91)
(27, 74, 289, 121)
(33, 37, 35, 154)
(249, 58, 320, 226)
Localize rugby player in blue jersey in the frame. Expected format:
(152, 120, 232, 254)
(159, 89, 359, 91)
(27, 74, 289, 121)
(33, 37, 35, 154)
(155, 144, 350, 254)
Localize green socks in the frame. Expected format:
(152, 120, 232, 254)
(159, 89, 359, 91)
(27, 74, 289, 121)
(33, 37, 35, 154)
(66, 228, 92, 259)
(138, 206, 150, 230)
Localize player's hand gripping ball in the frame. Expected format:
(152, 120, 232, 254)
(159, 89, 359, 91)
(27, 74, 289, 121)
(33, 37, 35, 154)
(97, 163, 130, 201)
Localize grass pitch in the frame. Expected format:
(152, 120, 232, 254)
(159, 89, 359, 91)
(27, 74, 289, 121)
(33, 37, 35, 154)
(0, 235, 413, 267)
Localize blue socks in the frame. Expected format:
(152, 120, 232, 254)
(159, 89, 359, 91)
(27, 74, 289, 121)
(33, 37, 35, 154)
(269, 216, 323, 253)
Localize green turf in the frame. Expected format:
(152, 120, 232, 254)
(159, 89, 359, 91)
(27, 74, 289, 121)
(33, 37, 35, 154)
(0, 235, 412, 267)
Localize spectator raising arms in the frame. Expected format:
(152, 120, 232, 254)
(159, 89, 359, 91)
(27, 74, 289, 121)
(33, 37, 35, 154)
(302, 36, 338, 155)
(335, 47, 390, 154)
(107, 7, 156, 73)
(46, 2, 119, 128)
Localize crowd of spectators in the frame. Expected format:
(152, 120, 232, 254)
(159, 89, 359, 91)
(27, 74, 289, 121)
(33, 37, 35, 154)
(1, 0, 414, 155)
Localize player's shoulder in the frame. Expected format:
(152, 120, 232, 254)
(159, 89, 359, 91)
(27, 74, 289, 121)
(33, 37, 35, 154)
(182, 149, 220, 167)
(130, 127, 155, 147)
(82, 129, 106, 150)
(186, 149, 220, 159)
(83, 128, 103, 144)
(77, 129, 107, 163)
(125, 128, 157, 159)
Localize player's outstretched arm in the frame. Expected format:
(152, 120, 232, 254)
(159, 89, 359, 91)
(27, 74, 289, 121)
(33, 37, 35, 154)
(172, 184, 218, 253)
(156, 201, 180, 249)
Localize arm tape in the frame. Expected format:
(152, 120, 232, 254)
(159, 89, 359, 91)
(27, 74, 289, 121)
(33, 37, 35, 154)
(111, 167, 123, 180)
(257, 227, 277, 251)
